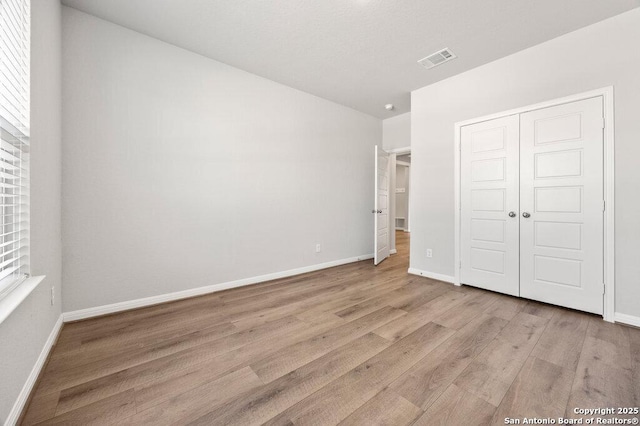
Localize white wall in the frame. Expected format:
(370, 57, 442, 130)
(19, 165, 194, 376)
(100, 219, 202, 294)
(61, 7, 381, 312)
(411, 9, 640, 318)
(0, 0, 62, 421)
(382, 112, 410, 151)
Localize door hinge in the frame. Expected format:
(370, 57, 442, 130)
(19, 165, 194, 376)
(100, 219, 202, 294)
(602, 283, 606, 294)
(602, 200, 606, 212)
(601, 117, 606, 129)
(459, 261, 462, 269)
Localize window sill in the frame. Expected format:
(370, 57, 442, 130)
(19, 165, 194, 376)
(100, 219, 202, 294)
(0, 275, 46, 325)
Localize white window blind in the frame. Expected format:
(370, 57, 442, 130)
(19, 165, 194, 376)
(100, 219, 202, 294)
(0, 0, 30, 301)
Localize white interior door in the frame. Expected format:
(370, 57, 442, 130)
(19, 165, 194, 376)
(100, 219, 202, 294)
(460, 115, 520, 296)
(520, 97, 604, 314)
(374, 146, 390, 265)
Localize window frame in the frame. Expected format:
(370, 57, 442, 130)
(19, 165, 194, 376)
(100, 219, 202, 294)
(0, 0, 31, 306)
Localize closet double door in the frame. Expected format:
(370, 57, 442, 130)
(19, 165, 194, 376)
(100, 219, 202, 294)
(460, 97, 604, 315)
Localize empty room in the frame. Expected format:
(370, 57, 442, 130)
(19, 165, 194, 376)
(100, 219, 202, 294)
(1, 0, 640, 425)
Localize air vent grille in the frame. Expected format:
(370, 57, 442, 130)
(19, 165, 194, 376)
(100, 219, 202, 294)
(418, 48, 457, 70)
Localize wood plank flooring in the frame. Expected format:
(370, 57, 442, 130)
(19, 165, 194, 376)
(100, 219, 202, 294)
(21, 232, 639, 425)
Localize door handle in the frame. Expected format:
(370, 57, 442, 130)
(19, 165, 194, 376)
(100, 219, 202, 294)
(508, 211, 516, 218)
(371, 209, 382, 214)
(522, 212, 531, 218)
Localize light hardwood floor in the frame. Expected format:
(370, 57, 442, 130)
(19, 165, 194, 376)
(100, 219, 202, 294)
(21, 231, 639, 425)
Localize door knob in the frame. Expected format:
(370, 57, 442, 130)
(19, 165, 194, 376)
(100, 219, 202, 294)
(522, 212, 531, 218)
(508, 211, 516, 218)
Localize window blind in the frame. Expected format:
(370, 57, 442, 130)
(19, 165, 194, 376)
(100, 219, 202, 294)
(0, 0, 30, 301)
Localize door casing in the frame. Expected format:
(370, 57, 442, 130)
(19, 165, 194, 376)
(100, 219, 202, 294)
(453, 87, 615, 322)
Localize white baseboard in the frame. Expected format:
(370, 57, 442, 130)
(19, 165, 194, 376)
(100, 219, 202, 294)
(408, 268, 456, 285)
(614, 312, 640, 328)
(6, 314, 63, 426)
(390, 249, 397, 254)
(63, 254, 374, 322)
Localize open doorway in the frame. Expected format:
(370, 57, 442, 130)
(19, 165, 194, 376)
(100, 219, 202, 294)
(395, 154, 410, 232)
(389, 148, 410, 256)
(374, 146, 410, 266)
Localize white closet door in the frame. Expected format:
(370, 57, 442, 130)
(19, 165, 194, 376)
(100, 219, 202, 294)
(460, 115, 520, 296)
(519, 97, 604, 314)
(374, 146, 390, 265)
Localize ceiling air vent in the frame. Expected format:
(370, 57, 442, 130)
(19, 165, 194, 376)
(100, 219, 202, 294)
(418, 48, 457, 70)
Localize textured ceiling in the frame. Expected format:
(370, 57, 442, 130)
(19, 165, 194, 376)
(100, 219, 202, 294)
(61, 0, 639, 118)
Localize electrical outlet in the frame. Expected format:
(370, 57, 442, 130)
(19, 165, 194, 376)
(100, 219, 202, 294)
(51, 286, 55, 305)
(316, 244, 321, 253)
(426, 249, 433, 258)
